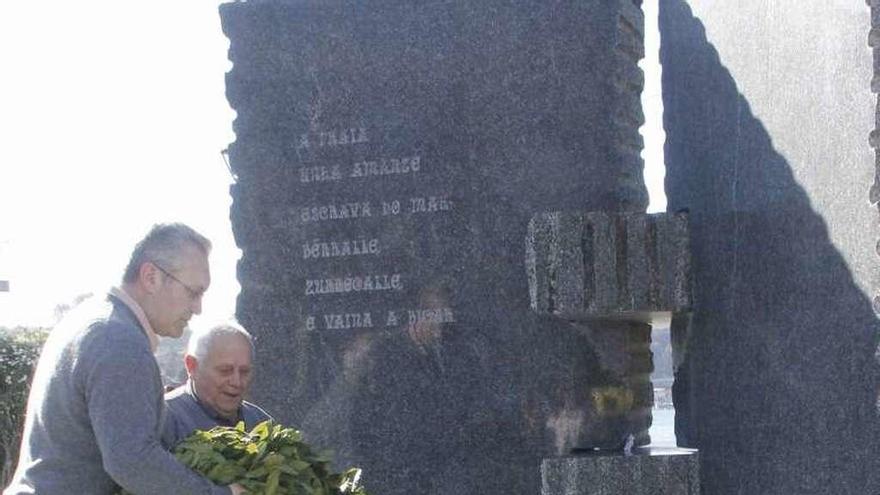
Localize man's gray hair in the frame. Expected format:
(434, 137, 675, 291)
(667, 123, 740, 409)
(187, 322, 255, 362)
(123, 223, 212, 283)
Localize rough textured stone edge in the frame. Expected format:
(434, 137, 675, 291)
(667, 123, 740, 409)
(613, 0, 649, 212)
(870, 0, 880, 313)
(526, 211, 691, 320)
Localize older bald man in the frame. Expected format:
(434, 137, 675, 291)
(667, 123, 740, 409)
(163, 322, 272, 448)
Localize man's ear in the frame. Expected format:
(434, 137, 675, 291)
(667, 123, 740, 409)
(139, 262, 162, 294)
(184, 354, 199, 377)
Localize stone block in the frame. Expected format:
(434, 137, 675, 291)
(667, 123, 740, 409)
(541, 448, 700, 495)
(526, 211, 691, 322)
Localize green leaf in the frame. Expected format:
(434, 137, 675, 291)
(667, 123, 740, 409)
(265, 468, 280, 495)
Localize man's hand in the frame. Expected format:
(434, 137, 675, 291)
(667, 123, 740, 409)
(229, 483, 248, 495)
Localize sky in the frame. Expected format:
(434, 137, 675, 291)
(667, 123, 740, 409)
(0, 1, 665, 329)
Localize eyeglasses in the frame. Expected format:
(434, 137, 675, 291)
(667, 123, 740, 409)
(151, 261, 205, 301)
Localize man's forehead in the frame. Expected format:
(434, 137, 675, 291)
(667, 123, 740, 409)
(180, 244, 210, 268)
(176, 247, 211, 285)
(205, 333, 253, 361)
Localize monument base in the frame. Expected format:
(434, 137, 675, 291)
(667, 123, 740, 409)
(541, 447, 700, 495)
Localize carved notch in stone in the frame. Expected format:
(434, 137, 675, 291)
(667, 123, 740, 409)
(526, 211, 691, 324)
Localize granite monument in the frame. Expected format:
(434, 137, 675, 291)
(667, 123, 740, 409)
(221, 0, 652, 493)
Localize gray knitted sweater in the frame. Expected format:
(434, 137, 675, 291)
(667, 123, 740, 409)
(3, 294, 230, 495)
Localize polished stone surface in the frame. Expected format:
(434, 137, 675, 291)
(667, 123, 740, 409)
(221, 1, 648, 493)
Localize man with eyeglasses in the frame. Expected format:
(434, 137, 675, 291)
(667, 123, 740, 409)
(4, 223, 246, 495)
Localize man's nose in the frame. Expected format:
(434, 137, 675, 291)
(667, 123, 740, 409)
(191, 296, 203, 315)
(229, 371, 243, 388)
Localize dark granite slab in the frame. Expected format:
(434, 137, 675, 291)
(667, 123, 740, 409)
(221, 1, 647, 493)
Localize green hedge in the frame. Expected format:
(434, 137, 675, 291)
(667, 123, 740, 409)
(0, 327, 48, 488)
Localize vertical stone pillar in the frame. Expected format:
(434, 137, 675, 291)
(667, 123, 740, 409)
(221, 1, 649, 493)
(661, 1, 880, 493)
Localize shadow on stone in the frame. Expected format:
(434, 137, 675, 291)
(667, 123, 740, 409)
(661, 1, 880, 494)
